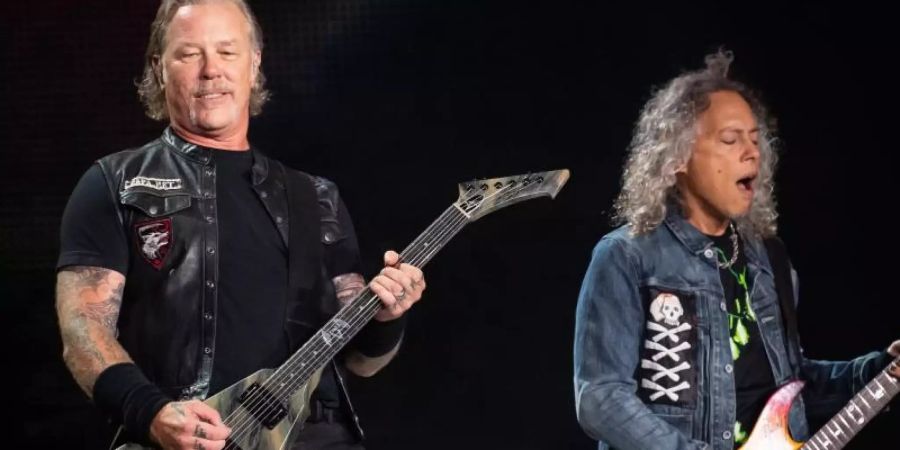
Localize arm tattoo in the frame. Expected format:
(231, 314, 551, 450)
(56, 266, 130, 395)
(60, 266, 124, 331)
(333, 273, 365, 307)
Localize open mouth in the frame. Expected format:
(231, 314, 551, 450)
(737, 174, 757, 193)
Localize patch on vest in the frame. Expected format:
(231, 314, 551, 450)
(638, 288, 698, 408)
(135, 218, 172, 270)
(124, 176, 183, 191)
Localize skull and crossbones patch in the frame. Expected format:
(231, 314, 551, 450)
(639, 289, 698, 407)
(134, 218, 172, 270)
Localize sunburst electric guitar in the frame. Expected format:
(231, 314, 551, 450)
(739, 355, 899, 449)
(115, 169, 570, 450)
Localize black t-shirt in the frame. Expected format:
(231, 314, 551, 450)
(706, 225, 776, 447)
(57, 147, 362, 408)
(209, 149, 291, 394)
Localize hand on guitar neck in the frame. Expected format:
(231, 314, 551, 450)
(369, 250, 426, 322)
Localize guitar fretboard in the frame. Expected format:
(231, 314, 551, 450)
(262, 205, 469, 402)
(801, 356, 899, 450)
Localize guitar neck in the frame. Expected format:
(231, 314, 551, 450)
(802, 356, 899, 450)
(263, 205, 469, 401)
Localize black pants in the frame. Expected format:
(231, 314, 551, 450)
(291, 420, 365, 450)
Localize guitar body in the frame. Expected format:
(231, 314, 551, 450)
(116, 368, 323, 450)
(738, 380, 804, 450)
(741, 358, 898, 450)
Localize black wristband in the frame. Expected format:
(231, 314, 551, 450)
(353, 315, 406, 357)
(93, 362, 171, 445)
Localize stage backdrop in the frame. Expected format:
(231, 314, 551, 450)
(2, 1, 897, 448)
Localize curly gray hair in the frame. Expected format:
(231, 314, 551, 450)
(136, 0, 271, 120)
(612, 50, 779, 237)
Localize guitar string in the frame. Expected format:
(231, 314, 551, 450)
(228, 175, 536, 421)
(222, 208, 465, 445)
(247, 176, 543, 405)
(223, 177, 543, 445)
(223, 210, 466, 446)
(258, 176, 543, 395)
(229, 174, 543, 440)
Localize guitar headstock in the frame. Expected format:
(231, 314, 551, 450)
(455, 169, 570, 221)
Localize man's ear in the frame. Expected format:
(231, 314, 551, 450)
(251, 50, 261, 83)
(153, 55, 165, 88)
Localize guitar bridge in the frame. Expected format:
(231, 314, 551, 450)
(236, 382, 288, 429)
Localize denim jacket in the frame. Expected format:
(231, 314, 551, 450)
(573, 211, 889, 450)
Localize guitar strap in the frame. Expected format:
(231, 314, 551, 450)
(763, 236, 803, 377)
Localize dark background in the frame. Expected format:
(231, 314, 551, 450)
(3, 1, 898, 448)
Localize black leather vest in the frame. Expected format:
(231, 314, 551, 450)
(96, 128, 354, 414)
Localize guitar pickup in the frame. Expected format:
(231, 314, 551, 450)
(236, 382, 288, 429)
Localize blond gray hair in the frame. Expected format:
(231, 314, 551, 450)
(136, 0, 271, 120)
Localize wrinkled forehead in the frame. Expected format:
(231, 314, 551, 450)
(163, 1, 255, 50)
